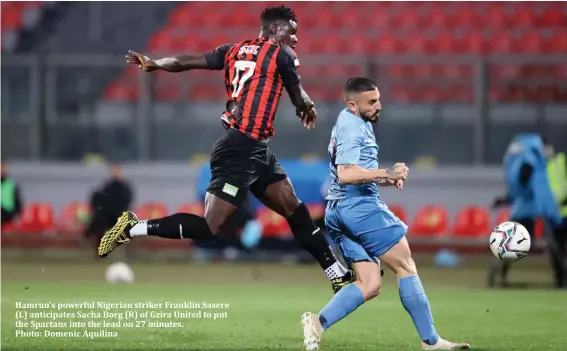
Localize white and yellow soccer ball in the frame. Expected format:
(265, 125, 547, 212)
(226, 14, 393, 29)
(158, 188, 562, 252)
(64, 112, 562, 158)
(489, 221, 531, 261)
(105, 262, 135, 284)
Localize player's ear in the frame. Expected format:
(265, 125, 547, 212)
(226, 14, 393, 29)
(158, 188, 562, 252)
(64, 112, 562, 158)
(269, 23, 277, 35)
(346, 100, 357, 114)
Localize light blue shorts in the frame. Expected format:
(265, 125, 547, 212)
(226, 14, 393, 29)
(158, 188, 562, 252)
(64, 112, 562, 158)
(325, 197, 407, 267)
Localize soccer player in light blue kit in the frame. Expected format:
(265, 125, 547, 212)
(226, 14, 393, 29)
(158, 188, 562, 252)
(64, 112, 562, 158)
(301, 77, 470, 351)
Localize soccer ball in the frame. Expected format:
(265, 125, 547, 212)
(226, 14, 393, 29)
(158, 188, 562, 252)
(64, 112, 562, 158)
(489, 221, 531, 261)
(105, 262, 135, 284)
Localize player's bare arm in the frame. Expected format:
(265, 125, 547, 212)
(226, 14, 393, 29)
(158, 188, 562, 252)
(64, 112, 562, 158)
(126, 50, 208, 73)
(337, 163, 408, 185)
(285, 80, 317, 129)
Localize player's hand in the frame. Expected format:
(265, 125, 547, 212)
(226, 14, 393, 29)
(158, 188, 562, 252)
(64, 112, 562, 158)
(386, 162, 408, 181)
(126, 50, 158, 72)
(395, 179, 404, 191)
(297, 106, 317, 130)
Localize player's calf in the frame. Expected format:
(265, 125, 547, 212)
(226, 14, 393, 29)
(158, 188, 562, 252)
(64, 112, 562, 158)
(286, 202, 351, 290)
(379, 237, 469, 348)
(379, 237, 439, 345)
(314, 260, 381, 335)
(128, 213, 213, 240)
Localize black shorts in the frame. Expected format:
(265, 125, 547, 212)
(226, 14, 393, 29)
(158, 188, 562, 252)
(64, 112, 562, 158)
(207, 128, 287, 207)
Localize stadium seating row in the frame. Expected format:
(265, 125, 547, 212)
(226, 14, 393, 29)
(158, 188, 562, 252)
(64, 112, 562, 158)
(0, 201, 543, 239)
(104, 78, 567, 103)
(168, 1, 566, 31)
(104, 1, 567, 103)
(148, 30, 567, 55)
(0, 1, 43, 29)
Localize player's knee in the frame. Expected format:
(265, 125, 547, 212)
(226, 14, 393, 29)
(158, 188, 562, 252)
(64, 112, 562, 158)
(366, 279, 382, 299)
(358, 278, 381, 301)
(204, 216, 223, 236)
(355, 268, 382, 300)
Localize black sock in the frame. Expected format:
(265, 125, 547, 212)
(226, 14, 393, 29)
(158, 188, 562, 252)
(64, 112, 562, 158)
(147, 213, 212, 240)
(287, 203, 337, 271)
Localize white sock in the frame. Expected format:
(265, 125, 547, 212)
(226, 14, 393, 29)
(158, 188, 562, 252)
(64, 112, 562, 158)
(325, 262, 349, 280)
(129, 220, 148, 237)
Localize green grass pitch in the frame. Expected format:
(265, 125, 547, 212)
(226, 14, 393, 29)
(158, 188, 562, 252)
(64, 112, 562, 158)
(2, 259, 566, 350)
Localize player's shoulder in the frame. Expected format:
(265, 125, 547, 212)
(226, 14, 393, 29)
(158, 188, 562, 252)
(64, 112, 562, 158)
(335, 109, 365, 137)
(276, 43, 299, 63)
(278, 43, 298, 56)
(337, 109, 363, 129)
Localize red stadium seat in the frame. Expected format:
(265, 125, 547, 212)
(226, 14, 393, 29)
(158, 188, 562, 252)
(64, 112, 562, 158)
(58, 201, 91, 233)
(410, 205, 449, 237)
(104, 81, 139, 101)
(452, 206, 491, 238)
(543, 30, 567, 54)
(535, 8, 566, 27)
(0, 2, 42, 30)
(534, 218, 544, 239)
(388, 204, 408, 225)
(494, 208, 543, 239)
(16, 202, 55, 234)
(178, 202, 205, 216)
(256, 206, 291, 238)
(494, 208, 510, 227)
(135, 202, 168, 219)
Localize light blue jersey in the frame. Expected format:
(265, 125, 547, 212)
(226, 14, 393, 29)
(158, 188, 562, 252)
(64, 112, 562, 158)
(324, 108, 407, 266)
(326, 109, 379, 200)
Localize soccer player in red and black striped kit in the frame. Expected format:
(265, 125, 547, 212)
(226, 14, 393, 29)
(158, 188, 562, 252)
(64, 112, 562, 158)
(98, 5, 354, 293)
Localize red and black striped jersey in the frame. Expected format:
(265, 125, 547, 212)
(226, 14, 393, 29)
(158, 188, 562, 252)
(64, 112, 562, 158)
(204, 36, 301, 141)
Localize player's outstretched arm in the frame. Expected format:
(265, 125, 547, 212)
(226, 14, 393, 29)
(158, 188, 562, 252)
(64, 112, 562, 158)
(125, 50, 208, 73)
(153, 54, 209, 72)
(337, 163, 408, 185)
(126, 44, 234, 73)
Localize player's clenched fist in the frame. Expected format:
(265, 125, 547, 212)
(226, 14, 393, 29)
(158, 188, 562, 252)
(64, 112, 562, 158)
(126, 50, 158, 72)
(387, 162, 409, 180)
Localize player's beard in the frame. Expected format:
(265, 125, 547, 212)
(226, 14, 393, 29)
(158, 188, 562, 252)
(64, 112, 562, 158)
(361, 110, 379, 123)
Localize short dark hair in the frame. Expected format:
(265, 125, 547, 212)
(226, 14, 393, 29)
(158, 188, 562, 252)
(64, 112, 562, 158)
(344, 77, 377, 95)
(261, 5, 297, 24)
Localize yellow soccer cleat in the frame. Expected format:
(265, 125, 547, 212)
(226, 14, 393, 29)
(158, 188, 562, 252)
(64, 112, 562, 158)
(97, 211, 138, 258)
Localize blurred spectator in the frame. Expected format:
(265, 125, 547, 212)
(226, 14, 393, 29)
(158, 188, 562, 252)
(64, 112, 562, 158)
(84, 164, 133, 245)
(1, 163, 23, 226)
(489, 134, 564, 288)
(544, 139, 567, 288)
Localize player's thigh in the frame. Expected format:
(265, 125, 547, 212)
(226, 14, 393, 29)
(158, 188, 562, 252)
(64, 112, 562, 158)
(204, 192, 239, 236)
(340, 198, 407, 260)
(207, 131, 258, 208)
(251, 153, 299, 218)
(326, 206, 378, 270)
(378, 236, 417, 278)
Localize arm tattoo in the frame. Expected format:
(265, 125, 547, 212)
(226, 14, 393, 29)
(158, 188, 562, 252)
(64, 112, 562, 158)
(338, 164, 356, 171)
